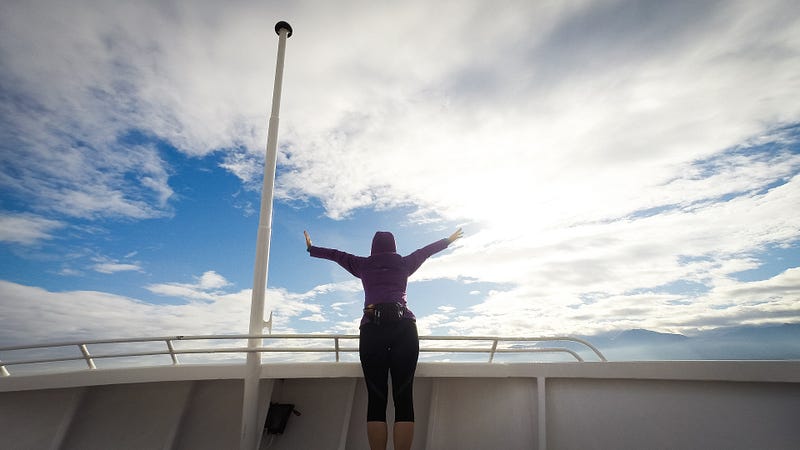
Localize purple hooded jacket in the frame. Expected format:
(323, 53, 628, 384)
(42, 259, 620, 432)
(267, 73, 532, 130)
(308, 231, 450, 325)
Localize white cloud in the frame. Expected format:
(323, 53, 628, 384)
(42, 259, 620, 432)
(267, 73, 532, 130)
(1, 4, 177, 220)
(58, 268, 83, 277)
(0, 264, 796, 358)
(297, 280, 362, 299)
(0, 274, 334, 346)
(331, 301, 357, 312)
(146, 270, 232, 300)
(0, 213, 64, 245)
(0, 282, 257, 368)
(300, 314, 327, 322)
(90, 255, 144, 274)
(273, 2, 800, 227)
(143, 271, 353, 329)
(412, 265, 800, 337)
(415, 313, 451, 336)
(4, 1, 795, 224)
(197, 271, 230, 290)
(420, 171, 800, 290)
(92, 262, 143, 274)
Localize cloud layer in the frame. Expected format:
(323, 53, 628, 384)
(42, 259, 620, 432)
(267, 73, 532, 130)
(4, 1, 798, 223)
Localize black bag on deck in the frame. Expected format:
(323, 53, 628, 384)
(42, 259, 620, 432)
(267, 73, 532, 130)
(265, 403, 301, 435)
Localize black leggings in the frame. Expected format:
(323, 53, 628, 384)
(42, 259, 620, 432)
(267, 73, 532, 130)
(359, 319, 419, 422)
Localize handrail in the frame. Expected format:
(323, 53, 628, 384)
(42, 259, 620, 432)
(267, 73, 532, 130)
(0, 334, 606, 376)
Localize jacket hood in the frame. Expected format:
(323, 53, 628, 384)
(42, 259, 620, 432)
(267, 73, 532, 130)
(371, 231, 397, 255)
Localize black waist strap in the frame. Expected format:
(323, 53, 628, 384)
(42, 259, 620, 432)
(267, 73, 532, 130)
(363, 302, 405, 325)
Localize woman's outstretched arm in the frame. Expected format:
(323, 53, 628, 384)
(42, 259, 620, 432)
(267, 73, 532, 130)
(404, 228, 464, 275)
(304, 230, 365, 278)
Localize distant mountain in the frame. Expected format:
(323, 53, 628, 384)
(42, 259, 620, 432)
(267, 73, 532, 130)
(612, 328, 688, 344)
(580, 324, 800, 361)
(688, 323, 800, 360)
(697, 323, 800, 341)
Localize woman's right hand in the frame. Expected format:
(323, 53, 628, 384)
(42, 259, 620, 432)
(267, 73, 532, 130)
(304, 230, 312, 250)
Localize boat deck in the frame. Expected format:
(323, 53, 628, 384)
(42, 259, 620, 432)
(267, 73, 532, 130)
(2, 360, 799, 449)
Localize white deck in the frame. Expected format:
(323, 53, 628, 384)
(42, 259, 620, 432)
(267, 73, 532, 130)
(2, 360, 799, 449)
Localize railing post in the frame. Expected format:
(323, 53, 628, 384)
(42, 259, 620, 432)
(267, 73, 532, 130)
(489, 339, 499, 363)
(79, 344, 96, 370)
(537, 376, 547, 450)
(166, 339, 179, 365)
(334, 337, 340, 362)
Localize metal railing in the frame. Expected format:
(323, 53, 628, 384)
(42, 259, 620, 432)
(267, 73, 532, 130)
(0, 334, 606, 376)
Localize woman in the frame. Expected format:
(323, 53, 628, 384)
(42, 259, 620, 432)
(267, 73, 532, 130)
(304, 228, 463, 450)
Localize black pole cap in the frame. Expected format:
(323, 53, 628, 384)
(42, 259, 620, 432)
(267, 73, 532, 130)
(275, 21, 293, 37)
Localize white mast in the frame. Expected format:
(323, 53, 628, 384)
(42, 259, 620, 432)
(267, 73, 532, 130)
(240, 20, 292, 450)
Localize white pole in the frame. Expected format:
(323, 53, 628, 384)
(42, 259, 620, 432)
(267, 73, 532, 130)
(240, 20, 293, 450)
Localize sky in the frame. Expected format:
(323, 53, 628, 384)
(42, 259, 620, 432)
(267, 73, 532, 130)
(1, 0, 799, 360)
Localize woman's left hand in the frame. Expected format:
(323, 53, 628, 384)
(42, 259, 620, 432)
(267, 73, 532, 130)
(447, 228, 463, 244)
(304, 230, 313, 250)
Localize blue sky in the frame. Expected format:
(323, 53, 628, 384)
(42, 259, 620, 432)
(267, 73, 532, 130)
(1, 1, 799, 355)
